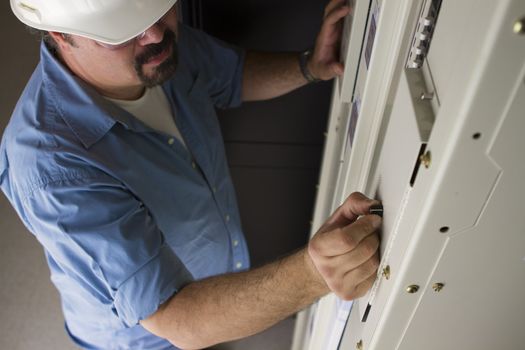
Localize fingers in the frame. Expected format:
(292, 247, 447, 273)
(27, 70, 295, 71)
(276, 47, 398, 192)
(324, 0, 347, 18)
(308, 194, 382, 300)
(344, 271, 378, 300)
(331, 62, 345, 76)
(339, 233, 380, 269)
(310, 244, 380, 300)
(317, 5, 350, 50)
(313, 214, 381, 257)
(337, 251, 379, 300)
(340, 192, 381, 222)
(321, 192, 380, 232)
(324, 3, 351, 26)
(310, 232, 379, 285)
(309, 0, 350, 81)
(343, 251, 379, 285)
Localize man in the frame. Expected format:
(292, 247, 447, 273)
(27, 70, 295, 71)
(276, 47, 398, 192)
(1, 0, 381, 349)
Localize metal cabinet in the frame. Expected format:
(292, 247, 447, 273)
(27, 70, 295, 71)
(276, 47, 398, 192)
(293, 0, 525, 349)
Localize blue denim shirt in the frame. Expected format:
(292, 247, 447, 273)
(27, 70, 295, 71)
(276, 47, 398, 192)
(0, 24, 249, 349)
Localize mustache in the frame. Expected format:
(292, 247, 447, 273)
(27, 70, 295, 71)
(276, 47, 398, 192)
(134, 29, 176, 65)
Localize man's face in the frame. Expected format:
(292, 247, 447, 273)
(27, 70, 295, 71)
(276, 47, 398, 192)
(133, 28, 178, 88)
(56, 6, 179, 98)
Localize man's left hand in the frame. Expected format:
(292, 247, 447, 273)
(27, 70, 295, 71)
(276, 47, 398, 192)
(309, 0, 351, 81)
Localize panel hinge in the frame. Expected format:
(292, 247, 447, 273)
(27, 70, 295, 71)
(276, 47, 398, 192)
(406, 0, 443, 68)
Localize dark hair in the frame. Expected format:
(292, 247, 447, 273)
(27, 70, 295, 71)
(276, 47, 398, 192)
(25, 26, 59, 52)
(25, 26, 78, 52)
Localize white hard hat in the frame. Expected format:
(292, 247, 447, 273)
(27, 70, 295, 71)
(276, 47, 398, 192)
(10, 0, 178, 45)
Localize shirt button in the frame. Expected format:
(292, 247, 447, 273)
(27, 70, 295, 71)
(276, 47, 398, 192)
(168, 138, 175, 145)
(225, 214, 230, 222)
(192, 161, 197, 169)
(233, 240, 239, 247)
(236, 262, 243, 269)
(213, 187, 217, 193)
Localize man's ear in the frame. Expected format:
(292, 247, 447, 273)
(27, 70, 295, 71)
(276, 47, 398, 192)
(48, 31, 76, 51)
(48, 31, 65, 45)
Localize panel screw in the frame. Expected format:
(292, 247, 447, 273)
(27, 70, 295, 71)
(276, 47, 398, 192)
(382, 265, 391, 280)
(514, 18, 525, 35)
(432, 283, 445, 292)
(406, 284, 420, 294)
(356, 340, 364, 350)
(420, 151, 432, 168)
(420, 92, 434, 100)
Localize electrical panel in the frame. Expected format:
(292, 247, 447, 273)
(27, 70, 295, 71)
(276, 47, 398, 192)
(292, 0, 525, 349)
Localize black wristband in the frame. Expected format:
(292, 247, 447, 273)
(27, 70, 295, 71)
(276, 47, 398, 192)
(299, 49, 321, 83)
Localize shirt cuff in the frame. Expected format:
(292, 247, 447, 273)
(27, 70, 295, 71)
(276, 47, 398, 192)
(113, 244, 193, 327)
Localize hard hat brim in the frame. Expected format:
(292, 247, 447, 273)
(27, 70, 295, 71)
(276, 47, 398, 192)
(11, 0, 177, 45)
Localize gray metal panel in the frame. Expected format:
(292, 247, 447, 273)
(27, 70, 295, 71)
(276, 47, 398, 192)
(371, 1, 525, 348)
(426, 0, 478, 102)
(307, 0, 525, 349)
(339, 0, 373, 103)
(399, 66, 525, 350)
(356, 68, 428, 321)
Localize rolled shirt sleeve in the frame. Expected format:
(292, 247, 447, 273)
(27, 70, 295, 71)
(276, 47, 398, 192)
(1, 23, 249, 348)
(22, 173, 193, 327)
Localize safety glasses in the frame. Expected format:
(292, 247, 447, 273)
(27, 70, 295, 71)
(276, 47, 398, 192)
(96, 31, 147, 50)
(95, 6, 174, 50)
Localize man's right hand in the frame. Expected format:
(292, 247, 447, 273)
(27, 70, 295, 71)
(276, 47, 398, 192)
(306, 192, 382, 300)
(142, 192, 381, 349)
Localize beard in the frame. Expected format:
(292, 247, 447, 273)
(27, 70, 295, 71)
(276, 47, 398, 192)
(133, 29, 178, 88)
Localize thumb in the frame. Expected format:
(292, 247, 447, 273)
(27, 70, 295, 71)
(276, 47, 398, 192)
(331, 62, 345, 76)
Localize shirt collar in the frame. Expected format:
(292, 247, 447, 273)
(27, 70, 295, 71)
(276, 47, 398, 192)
(40, 42, 150, 148)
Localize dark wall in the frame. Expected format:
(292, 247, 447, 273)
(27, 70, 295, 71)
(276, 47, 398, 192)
(185, 0, 334, 266)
